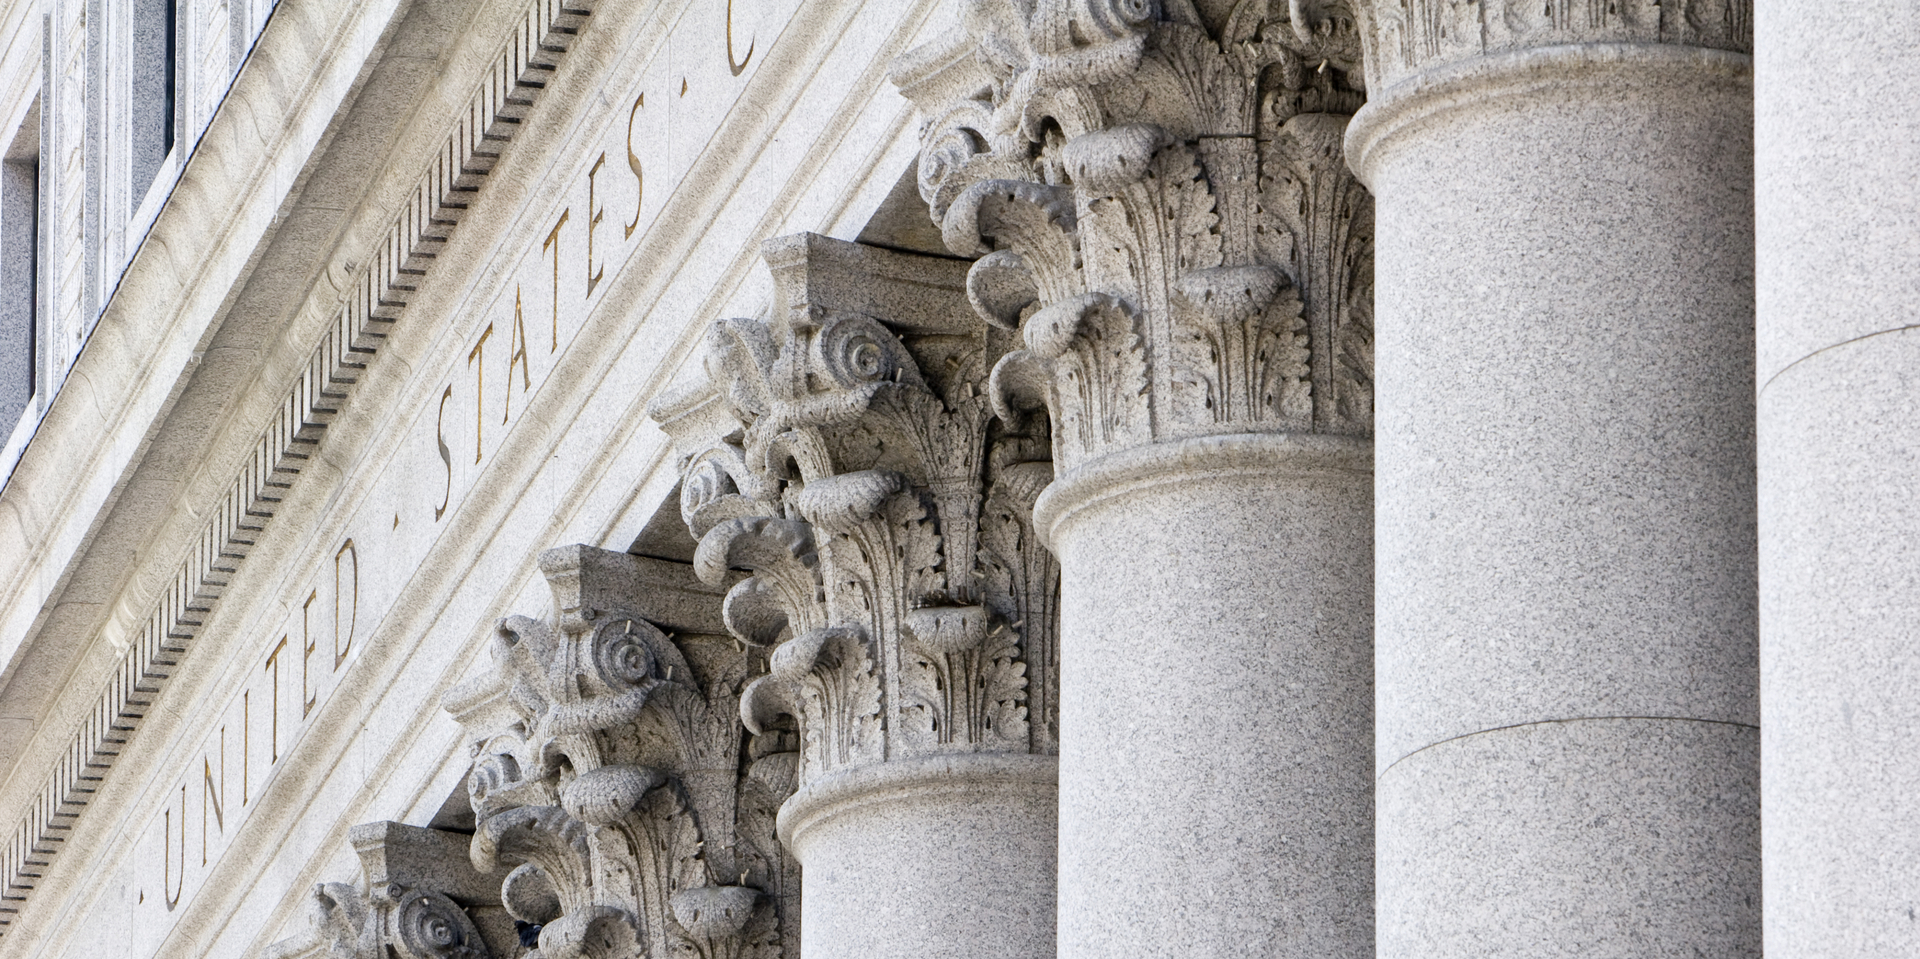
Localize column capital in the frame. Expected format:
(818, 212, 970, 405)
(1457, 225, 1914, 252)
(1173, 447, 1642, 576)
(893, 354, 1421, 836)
(262, 823, 502, 959)
(1351, 0, 1751, 91)
(892, 0, 1374, 475)
(648, 234, 1062, 790)
(439, 546, 797, 959)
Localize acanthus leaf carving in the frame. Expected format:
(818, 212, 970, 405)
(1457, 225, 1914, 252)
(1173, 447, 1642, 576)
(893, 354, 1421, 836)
(263, 823, 506, 959)
(1172, 264, 1313, 430)
(443, 547, 797, 959)
(651, 235, 1062, 794)
(894, 0, 1375, 470)
(1000, 293, 1151, 469)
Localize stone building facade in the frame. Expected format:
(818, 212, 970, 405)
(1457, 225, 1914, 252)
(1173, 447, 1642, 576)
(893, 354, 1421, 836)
(0, 0, 1907, 957)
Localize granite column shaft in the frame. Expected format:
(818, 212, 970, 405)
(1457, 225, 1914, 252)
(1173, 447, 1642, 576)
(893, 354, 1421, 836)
(776, 755, 1056, 959)
(1043, 434, 1374, 959)
(1349, 36, 1760, 959)
(1757, 4, 1920, 955)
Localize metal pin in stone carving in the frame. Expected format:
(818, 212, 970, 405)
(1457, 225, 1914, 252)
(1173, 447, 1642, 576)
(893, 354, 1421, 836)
(666, 665, 675, 681)
(625, 620, 633, 635)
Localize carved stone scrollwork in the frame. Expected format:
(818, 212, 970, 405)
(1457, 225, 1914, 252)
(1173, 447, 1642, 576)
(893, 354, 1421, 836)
(893, 0, 1375, 475)
(262, 823, 505, 959)
(1351, 0, 1752, 91)
(649, 234, 1062, 794)
(442, 547, 798, 959)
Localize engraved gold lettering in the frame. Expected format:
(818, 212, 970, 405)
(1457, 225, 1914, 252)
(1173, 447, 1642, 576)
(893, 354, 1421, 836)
(625, 94, 644, 239)
(333, 539, 358, 670)
(586, 153, 608, 297)
(543, 210, 570, 352)
(727, 0, 755, 76)
(506, 289, 531, 423)
(468, 324, 494, 464)
(301, 590, 319, 719)
(264, 636, 287, 763)
(164, 785, 185, 911)
(202, 729, 224, 866)
(434, 385, 454, 521)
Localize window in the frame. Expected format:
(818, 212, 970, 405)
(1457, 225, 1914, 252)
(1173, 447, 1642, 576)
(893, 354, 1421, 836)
(130, 0, 175, 203)
(1, 100, 39, 438)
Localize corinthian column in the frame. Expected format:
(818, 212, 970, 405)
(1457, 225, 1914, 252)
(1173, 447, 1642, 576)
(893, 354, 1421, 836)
(444, 545, 799, 959)
(1757, 5, 1920, 956)
(1345, 2, 1758, 956)
(651, 234, 1060, 959)
(894, 5, 1376, 957)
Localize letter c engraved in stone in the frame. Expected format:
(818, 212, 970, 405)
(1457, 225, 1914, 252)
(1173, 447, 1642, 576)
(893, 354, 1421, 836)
(435, 385, 453, 521)
(727, 0, 754, 76)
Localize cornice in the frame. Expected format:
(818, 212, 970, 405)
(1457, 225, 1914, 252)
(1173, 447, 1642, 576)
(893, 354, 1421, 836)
(0, 0, 596, 938)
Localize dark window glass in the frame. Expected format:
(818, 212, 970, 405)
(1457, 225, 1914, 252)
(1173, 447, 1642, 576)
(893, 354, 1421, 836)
(1, 102, 38, 436)
(130, 0, 175, 202)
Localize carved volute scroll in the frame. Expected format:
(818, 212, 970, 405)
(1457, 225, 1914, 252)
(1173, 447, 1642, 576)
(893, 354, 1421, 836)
(648, 234, 1062, 796)
(262, 822, 507, 959)
(440, 547, 798, 959)
(891, 0, 1376, 475)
